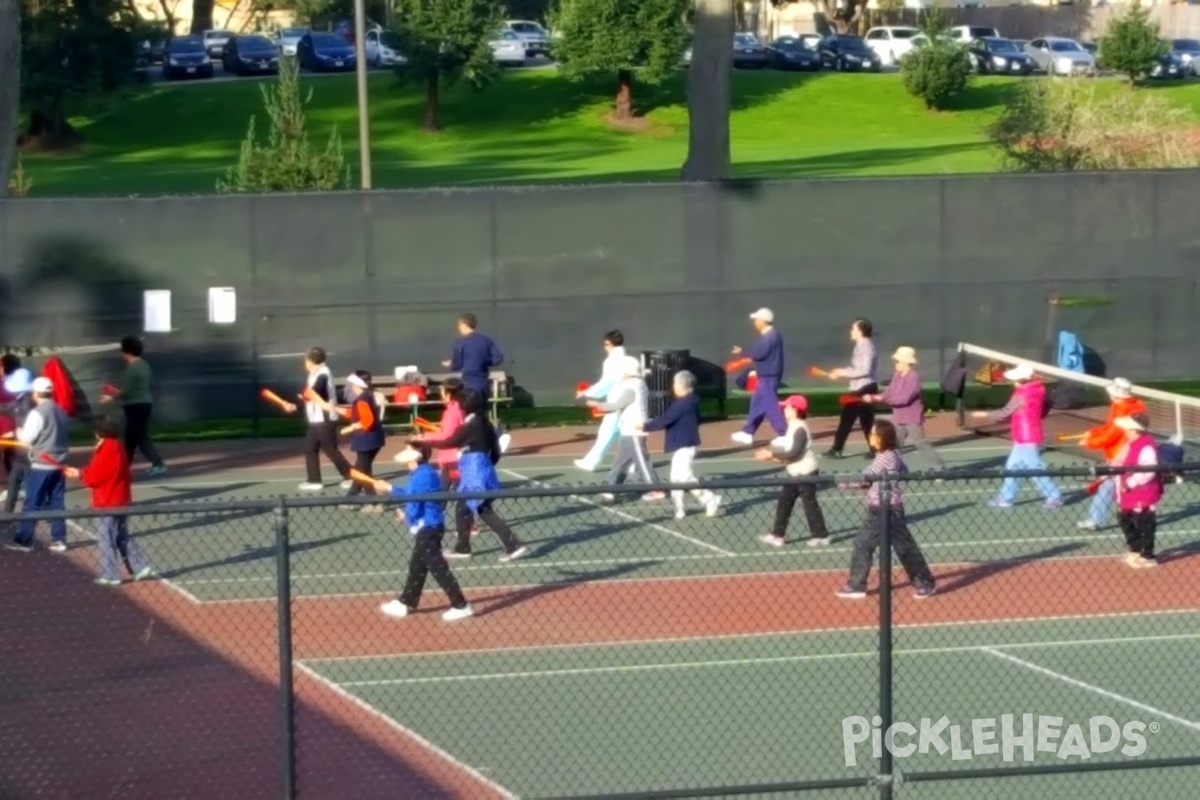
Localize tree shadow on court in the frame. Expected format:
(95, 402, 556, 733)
(1159, 538, 1200, 565)
(519, 519, 662, 560)
(138, 483, 265, 504)
(132, 507, 274, 539)
(932, 542, 1086, 595)
(906, 502, 975, 524)
(162, 531, 369, 579)
(473, 561, 650, 617)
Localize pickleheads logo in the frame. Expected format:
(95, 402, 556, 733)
(842, 715, 1156, 767)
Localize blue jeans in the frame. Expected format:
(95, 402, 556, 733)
(1088, 477, 1115, 525)
(95, 516, 151, 581)
(15, 468, 67, 545)
(999, 444, 1062, 504)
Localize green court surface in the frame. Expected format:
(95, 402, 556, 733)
(296, 613, 1200, 797)
(62, 440, 1200, 604)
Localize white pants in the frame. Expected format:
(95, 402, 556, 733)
(669, 447, 713, 511)
(580, 413, 620, 468)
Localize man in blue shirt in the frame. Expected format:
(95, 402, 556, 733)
(442, 313, 504, 398)
(731, 307, 786, 445)
(374, 443, 474, 621)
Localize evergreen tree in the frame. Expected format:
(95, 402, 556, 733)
(1098, 1, 1168, 87)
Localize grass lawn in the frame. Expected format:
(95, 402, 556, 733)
(25, 69, 1200, 198)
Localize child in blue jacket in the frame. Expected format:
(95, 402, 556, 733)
(374, 443, 474, 621)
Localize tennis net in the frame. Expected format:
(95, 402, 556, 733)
(954, 342, 1200, 453)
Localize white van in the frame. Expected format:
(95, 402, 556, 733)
(948, 25, 1001, 43)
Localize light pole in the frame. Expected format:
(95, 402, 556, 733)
(353, 0, 373, 189)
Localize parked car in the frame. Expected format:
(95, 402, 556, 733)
(365, 29, 406, 67)
(908, 33, 953, 50)
(767, 36, 822, 71)
(505, 20, 551, 57)
(1010, 38, 1029, 51)
(201, 29, 233, 58)
(733, 32, 770, 68)
(137, 38, 166, 67)
(967, 37, 1034, 75)
(864, 26, 919, 67)
(297, 32, 357, 72)
(948, 25, 1000, 44)
(490, 31, 527, 66)
(276, 27, 310, 57)
(162, 36, 214, 81)
(819, 34, 882, 72)
(1025, 36, 1096, 76)
(222, 35, 280, 76)
(1149, 51, 1187, 80)
(1168, 38, 1200, 75)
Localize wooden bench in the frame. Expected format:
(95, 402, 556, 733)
(336, 370, 511, 434)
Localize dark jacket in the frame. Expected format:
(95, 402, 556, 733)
(643, 393, 702, 453)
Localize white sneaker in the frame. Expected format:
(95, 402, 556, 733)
(597, 492, 615, 503)
(807, 537, 831, 548)
(573, 459, 597, 473)
(759, 534, 785, 548)
(48, 541, 68, 554)
(339, 480, 353, 490)
(380, 599, 410, 618)
(443, 550, 472, 560)
(498, 433, 512, 454)
(499, 545, 529, 563)
(674, 509, 686, 520)
(443, 605, 475, 621)
(298, 482, 323, 492)
(731, 432, 753, 445)
(705, 495, 722, 517)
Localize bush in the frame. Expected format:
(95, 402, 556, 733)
(6, 155, 31, 197)
(989, 78, 1200, 172)
(217, 58, 350, 193)
(1098, 1, 1168, 86)
(900, 42, 972, 111)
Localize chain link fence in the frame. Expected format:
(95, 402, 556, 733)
(1, 464, 1199, 798)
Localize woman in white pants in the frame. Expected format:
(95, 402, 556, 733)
(639, 370, 721, 519)
(575, 330, 626, 472)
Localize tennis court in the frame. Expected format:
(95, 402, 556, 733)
(52, 429, 1200, 797)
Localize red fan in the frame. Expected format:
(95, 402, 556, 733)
(725, 357, 752, 374)
(577, 380, 603, 418)
(838, 394, 861, 407)
(1085, 479, 1105, 496)
(808, 366, 831, 379)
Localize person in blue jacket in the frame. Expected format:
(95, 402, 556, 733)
(374, 443, 474, 622)
(637, 370, 721, 520)
(442, 312, 511, 452)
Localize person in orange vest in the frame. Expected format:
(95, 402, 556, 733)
(1077, 378, 1146, 531)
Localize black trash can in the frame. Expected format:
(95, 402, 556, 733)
(641, 348, 690, 417)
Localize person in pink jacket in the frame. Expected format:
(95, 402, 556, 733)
(412, 377, 466, 489)
(1112, 414, 1161, 569)
(971, 363, 1062, 508)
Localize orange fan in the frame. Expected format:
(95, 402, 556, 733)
(260, 388, 290, 409)
(1084, 478, 1105, 496)
(101, 383, 120, 396)
(808, 366, 831, 378)
(349, 469, 376, 486)
(577, 380, 603, 418)
(838, 394, 861, 407)
(1056, 433, 1087, 443)
(725, 357, 752, 374)
(413, 417, 439, 433)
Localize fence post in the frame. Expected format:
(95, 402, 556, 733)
(275, 499, 296, 799)
(877, 475, 894, 800)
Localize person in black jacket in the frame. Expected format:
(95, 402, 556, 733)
(755, 395, 830, 548)
(338, 370, 386, 513)
(637, 371, 721, 520)
(416, 390, 528, 563)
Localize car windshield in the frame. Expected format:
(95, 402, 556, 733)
(240, 36, 274, 49)
(986, 39, 1019, 53)
(834, 35, 867, 49)
(169, 39, 205, 53)
(890, 29, 917, 39)
(971, 28, 997, 37)
(281, 28, 309, 38)
(510, 22, 542, 33)
(497, 31, 519, 41)
(735, 34, 759, 45)
(311, 34, 345, 47)
(774, 38, 806, 51)
(206, 31, 232, 39)
(1050, 40, 1083, 53)
(1173, 39, 1200, 49)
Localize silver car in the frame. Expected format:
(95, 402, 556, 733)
(276, 27, 310, 58)
(1025, 36, 1096, 76)
(505, 20, 551, 57)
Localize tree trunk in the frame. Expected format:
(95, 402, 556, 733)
(422, 73, 440, 131)
(0, 0, 19, 197)
(614, 69, 634, 120)
(190, 0, 214, 34)
(680, 0, 734, 181)
(25, 107, 79, 147)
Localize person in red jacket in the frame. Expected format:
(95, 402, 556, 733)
(63, 416, 155, 587)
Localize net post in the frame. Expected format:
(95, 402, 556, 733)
(877, 474, 894, 800)
(275, 499, 296, 799)
(1175, 400, 1183, 445)
(955, 345, 967, 429)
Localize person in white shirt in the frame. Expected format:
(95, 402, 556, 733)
(587, 356, 664, 502)
(281, 347, 353, 492)
(574, 330, 626, 473)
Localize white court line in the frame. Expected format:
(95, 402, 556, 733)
(500, 468, 734, 556)
(331, 633, 1200, 688)
(293, 662, 516, 799)
(304, 607, 1200, 664)
(64, 520, 203, 605)
(173, 527, 1200, 589)
(981, 647, 1200, 733)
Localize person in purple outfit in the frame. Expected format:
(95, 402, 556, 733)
(730, 308, 786, 446)
(863, 346, 945, 472)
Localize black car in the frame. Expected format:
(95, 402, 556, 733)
(162, 37, 214, 81)
(297, 32, 357, 72)
(732, 33, 770, 69)
(767, 36, 822, 71)
(222, 35, 281, 76)
(1168, 38, 1200, 75)
(968, 37, 1034, 75)
(1149, 51, 1187, 80)
(819, 34, 882, 72)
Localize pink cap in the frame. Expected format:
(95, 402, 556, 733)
(779, 395, 808, 412)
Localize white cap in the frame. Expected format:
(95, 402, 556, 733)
(347, 374, 369, 390)
(394, 445, 424, 464)
(1004, 364, 1034, 382)
(1114, 415, 1145, 432)
(31, 376, 54, 394)
(1106, 377, 1132, 399)
(750, 308, 774, 323)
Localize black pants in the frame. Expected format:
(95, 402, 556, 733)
(452, 500, 521, 556)
(4, 458, 29, 514)
(399, 526, 468, 610)
(847, 506, 935, 592)
(346, 448, 381, 496)
(771, 475, 829, 540)
(305, 423, 352, 484)
(123, 403, 164, 468)
(831, 384, 878, 454)
(1119, 510, 1157, 559)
